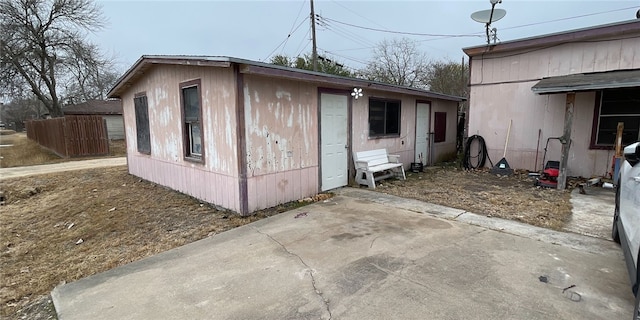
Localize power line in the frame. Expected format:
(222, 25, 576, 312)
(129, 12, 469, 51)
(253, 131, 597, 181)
(319, 16, 377, 47)
(323, 16, 482, 38)
(264, 16, 309, 62)
(318, 48, 368, 66)
(324, 24, 376, 49)
(328, 0, 389, 30)
(294, 27, 312, 57)
(280, 0, 309, 54)
(319, 6, 637, 56)
(501, 6, 638, 31)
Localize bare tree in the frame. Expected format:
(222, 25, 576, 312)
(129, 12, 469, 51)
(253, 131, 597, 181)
(361, 38, 430, 87)
(65, 41, 120, 103)
(0, 0, 106, 117)
(424, 60, 468, 97)
(0, 96, 48, 130)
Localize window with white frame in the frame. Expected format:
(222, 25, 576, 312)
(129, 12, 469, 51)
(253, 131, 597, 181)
(180, 80, 203, 160)
(592, 88, 640, 148)
(369, 98, 401, 137)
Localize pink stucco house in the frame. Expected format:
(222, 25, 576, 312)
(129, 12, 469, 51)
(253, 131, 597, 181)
(107, 56, 464, 215)
(463, 19, 640, 186)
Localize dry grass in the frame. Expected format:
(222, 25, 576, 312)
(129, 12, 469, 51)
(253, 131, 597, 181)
(0, 133, 63, 168)
(0, 131, 320, 319)
(373, 167, 574, 230)
(0, 133, 126, 168)
(0, 166, 329, 319)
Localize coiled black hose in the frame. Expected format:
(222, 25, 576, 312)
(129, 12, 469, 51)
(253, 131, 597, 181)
(462, 135, 493, 170)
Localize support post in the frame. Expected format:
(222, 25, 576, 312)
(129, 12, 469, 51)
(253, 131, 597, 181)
(310, 0, 318, 72)
(613, 122, 624, 184)
(558, 92, 575, 190)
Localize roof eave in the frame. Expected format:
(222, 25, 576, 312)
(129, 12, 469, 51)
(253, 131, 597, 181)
(107, 56, 232, 98)
(240, 64, 465, 102)
(463, 19, 640, 57)
(108, 55, 465, 102)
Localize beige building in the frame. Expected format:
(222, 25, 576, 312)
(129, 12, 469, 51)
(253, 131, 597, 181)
(463, 19, 640, 179)
(63, 100, 124, 140)
(107, 56, 464, 215)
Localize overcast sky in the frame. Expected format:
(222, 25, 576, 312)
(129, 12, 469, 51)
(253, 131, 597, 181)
(93, 0, 639, 73)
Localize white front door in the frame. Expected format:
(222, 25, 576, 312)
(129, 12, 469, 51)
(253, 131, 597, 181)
(415, 102, 430, 165)
(320, 93, 348, 191)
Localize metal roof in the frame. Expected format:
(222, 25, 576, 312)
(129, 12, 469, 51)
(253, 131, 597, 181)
(531, 69, 640, 94)
(63, 99, 123, 115)
(107, 55, 465, 102)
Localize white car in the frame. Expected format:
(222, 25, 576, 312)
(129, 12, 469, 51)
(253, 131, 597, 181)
(612, 141, 640, 319)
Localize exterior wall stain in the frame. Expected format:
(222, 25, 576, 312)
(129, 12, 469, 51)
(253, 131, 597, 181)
(119, 64, 240, 212)
(243, 75, 319, 211)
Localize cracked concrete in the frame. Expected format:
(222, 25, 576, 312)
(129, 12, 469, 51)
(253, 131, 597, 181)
(52, 188, 634, 320)
(253, 227, 332, 320)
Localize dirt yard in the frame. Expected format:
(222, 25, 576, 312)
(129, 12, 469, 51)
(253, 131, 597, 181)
(373, 166, 574, 230)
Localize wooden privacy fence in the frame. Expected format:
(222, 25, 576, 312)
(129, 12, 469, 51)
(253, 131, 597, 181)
(26, 115, 110, 157)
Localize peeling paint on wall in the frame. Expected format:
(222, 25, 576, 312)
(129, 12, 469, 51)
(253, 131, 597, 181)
(243, 76, 317, 177)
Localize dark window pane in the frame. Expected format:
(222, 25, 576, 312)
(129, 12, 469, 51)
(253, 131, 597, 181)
(369, 100, 385, 136)
(600, 100, 639, 115)
(597, 116, 640, 145)
(134, 95, 151, 154)
(368, 99, 401, 137)
(183, 86, 200, 121)
(385, 102, 400, 134)
(595, 87, 640, 146)
(434, 112, 446, 143)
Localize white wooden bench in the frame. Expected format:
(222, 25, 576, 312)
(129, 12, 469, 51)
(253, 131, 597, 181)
(353, 149, 406, 189)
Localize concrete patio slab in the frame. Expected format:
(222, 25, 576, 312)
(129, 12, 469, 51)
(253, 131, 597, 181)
(52, 191, 634, 320)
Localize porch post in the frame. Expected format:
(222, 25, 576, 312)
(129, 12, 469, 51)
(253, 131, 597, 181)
(558, 92, 575, 190)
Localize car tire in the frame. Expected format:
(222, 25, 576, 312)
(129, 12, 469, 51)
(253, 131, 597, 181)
(613, 217, 621, 244)
(612, 184, 621, 244)
(634, 290, 640, 320)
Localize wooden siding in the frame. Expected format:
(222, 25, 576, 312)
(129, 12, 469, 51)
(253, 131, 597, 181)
(243, 75, 319, 211)
(120, 64, 240, 212)
(470, 37, 640, 85)
(121, 64, 238, 176)
(26, 115, 109, 157)
(468, 34, 640, 177)
(128, 154, 240, 212)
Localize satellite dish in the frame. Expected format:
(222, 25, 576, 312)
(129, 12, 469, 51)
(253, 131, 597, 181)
(471, 8, 507, 24)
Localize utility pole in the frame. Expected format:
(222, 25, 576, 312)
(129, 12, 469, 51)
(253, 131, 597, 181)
(310, 0, 318, 71)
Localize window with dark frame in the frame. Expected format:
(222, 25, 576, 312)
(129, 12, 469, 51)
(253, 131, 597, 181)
(592, 88, 640, 148)
(133, 94, 151, 154)
(180, 80, 203, 160)
(369, 98, 400, 137)
(434, 112, 446, 143)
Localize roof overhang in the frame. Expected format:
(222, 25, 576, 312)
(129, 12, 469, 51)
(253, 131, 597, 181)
(239, 64, 465, 102)
(463, 19, 640, 57)
(531, 69, 640, 94)
(107, 56, 232, 98)
(107, 55, 465, 102)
